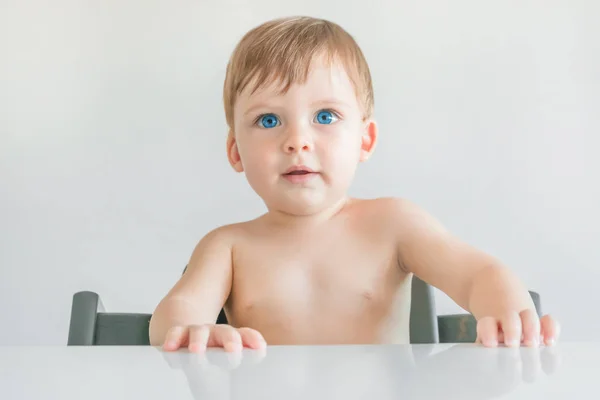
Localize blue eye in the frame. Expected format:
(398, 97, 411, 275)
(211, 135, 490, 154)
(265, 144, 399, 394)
(315, 110, 338, 125)
(258, 114, 280, 128)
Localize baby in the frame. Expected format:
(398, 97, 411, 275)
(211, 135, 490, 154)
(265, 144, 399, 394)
(149, 16, 559, 352)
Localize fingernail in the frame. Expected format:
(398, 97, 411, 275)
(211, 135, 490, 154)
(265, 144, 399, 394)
(189, 343, 203, 352)
(506, 339, 519, 347)
(546, 338, 555, 346)
(524, 337, 539, 347)
(226, 342, 242, 352)
(484, 339, 498, 347)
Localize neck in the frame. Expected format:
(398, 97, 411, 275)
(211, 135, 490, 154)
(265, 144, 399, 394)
(263, 196, 352, 228)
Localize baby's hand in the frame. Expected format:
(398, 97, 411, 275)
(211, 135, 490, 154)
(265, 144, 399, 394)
(162, 324, 266, 353)
(476, 309, 560, 347)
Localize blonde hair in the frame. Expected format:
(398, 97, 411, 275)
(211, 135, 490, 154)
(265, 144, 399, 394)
(223, 16, 374, 130)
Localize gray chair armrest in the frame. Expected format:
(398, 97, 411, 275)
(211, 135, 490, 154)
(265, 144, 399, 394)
(437, 290, 543, 343)
(438, 313, 477, 343)
(67, 291, 105, 345)
(94, 313, 152, 345)
(410, 276, 439, 344)
(529, 291, 542, 317)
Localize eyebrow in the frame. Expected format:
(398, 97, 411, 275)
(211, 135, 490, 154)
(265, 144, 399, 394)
(310, 98, 352, 109)
(243, 98, 351, 117)
(243, 103, 274, 118)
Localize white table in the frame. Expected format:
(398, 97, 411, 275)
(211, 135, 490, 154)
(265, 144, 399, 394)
(0, 343, 594, 399)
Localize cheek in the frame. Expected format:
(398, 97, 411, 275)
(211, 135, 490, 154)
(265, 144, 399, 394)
(237, 137, 278, 179)
(238, 136, 269, 163)
(319, 130, 363, 167)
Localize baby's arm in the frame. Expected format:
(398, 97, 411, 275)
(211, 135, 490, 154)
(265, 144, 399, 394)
(149, 227, 265, 352)
(388, 198, 559, 347)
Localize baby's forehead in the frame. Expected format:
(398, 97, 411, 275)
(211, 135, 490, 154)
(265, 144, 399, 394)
(238, 61, 359, 105)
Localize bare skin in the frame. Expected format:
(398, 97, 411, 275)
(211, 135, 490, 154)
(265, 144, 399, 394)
(149, 197, 559, 352)
(224, 198, 412, 346)
(150, 197, 411, 350)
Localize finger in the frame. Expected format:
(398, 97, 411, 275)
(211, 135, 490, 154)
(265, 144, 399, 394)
(519, 309, 541, 347)
(163, 326, 189, 351)
(477, 317, 499, 347)
(209, 325, 242, 352)
(188, 325, 210, 353)
(238, 327, 267, 350)
(540, 315, 560, 346)
(500, 312, 522, 347)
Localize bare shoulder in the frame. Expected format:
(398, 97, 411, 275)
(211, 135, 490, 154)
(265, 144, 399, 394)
(352, 197, 415, 213)
(353, 197, 442, 231)
(351, 197, 455, 271)
(189, 220, 255, 260)
(196, 221, 246, 244)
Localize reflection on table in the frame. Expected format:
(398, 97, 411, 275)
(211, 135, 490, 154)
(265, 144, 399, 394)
(161, 343, 563, 400)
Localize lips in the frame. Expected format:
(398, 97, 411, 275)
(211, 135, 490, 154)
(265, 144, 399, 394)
(283, 165, 315, 175)
(282, 165, 318, 183)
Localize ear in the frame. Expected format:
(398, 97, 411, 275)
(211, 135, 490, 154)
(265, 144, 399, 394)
(359, 120, 378, 162)
(226, 131, 244, 172)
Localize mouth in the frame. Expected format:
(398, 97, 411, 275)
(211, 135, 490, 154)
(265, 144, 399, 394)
(285, 170, 312, 176)
(283, 165, 316, 176)
(282, 165, 319, 183)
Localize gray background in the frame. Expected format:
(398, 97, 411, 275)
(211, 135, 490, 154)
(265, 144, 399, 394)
(1, 0, 598, 345)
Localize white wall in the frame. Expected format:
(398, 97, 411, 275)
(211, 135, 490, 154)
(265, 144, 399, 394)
(1, 0, 598, 345)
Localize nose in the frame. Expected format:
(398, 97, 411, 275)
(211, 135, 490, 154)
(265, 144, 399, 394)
(282, 127, 313, 154)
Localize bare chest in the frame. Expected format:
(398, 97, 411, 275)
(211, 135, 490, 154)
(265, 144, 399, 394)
(226, 229, 409, 343)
